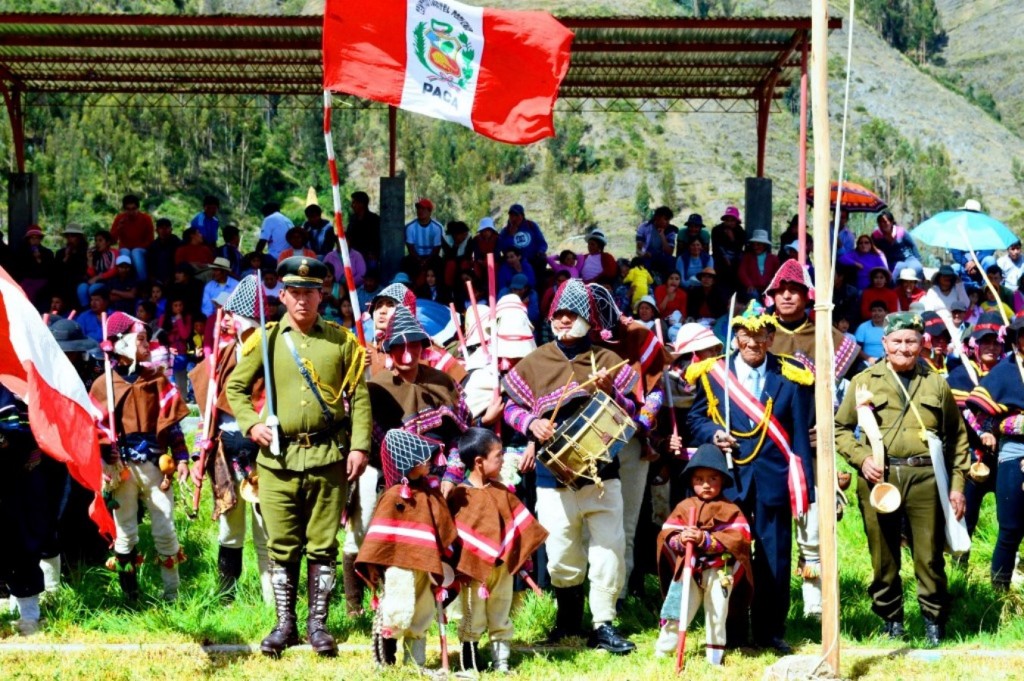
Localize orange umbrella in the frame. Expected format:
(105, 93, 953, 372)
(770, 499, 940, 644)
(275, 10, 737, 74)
(807, 180, 886, 213)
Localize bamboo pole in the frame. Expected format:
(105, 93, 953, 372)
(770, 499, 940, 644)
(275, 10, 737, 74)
(811, 0, 840, 673)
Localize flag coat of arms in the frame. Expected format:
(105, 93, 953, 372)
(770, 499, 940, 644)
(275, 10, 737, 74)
(323, 0, 574, 144)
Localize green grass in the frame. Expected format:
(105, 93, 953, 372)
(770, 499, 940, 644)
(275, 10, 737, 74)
(2, 472, 1022, 678)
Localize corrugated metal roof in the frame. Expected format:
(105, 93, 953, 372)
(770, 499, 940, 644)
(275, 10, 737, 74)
(0, 13, 839, 106)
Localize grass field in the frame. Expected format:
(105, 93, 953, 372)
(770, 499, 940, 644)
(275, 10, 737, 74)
(2, 468, 1023, 679)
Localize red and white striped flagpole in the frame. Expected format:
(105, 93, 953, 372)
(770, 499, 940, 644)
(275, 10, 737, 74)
(323, 89, 368, 350)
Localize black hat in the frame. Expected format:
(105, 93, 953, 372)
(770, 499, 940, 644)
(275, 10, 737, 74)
(970, 311, 1004, 342)
(921, 311, 951, 340)
(681, 443, 734, 489)
(47, 316, 99, 353)
(277, 256, 327, 289)
(684, 213, 704, 227)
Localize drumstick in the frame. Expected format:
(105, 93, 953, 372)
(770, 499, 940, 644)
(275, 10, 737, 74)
(548, 373, 576, 426)
(548, 359, 631, 428)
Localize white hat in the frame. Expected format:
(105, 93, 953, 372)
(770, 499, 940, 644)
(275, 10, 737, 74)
(897, 268, 920, 282)
(749, 229, 772, 246)
(587, 229, 608, 246)
(494, 294, 536, 359)
(464, 302, 491, 346)
(209, 256, 232, 271)
(115, 254, 132, 266)
(960, 199, 982, 212)
(672, 323, 722, 356)
(478, 217, 497, 234)
(463, 365, 499, 418)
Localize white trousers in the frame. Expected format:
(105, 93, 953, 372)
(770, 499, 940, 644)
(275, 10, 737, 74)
(796, 496, 823, 616)
(112, 461, 179, 558)
(218, 482, 272, 603)
(654, 566, 732, 664)
(536, 479, 625, 624)
(458, 565, 514, 643)
(343, 465, 380, 555)
(381, 567, 436, 640)
(617, 437, 649, 599)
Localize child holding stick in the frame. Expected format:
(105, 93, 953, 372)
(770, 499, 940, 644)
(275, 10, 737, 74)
(654, 444, 752, 665)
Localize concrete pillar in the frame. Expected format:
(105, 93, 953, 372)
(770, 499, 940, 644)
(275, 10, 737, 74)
(7, 172, 38, 246)
(378, 175, 406, 283)
(745, 177, 773, 239)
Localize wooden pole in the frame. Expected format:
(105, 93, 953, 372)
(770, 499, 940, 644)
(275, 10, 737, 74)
(798, 34, 809, 266)
(811, 0, 839, 673)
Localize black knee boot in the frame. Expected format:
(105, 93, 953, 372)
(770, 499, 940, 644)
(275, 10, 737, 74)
(217, 546, 243, 601)
(260, 561, 300, 658)
(306, 561, 338, 656)
(342, 553, 364, 616)
(115, 550, 140, 601)
(547, 585, 585, 642)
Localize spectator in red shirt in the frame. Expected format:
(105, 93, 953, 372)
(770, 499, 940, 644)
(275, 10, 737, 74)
(896, 268, 925, 311)
(110, 193, 155, 281)
(738, 229, 780, 297)
(859, 266, 899, 320)
(174, 227, 215, 268)
(654, 271, 688, 320)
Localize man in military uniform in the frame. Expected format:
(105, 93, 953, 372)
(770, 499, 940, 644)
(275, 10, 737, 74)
(835, 312, 969, 646)
(226, 256, 371, 658)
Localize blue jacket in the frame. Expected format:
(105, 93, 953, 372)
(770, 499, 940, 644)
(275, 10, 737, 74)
(687, 352, 814, 509)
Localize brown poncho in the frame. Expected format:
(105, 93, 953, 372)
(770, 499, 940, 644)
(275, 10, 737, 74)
(89, 367, 189, 442)
(446, 480, 549, 583)
(595, 320, 671, 398)
(356, 480, 460, 586)
(656, 496, 753, 594)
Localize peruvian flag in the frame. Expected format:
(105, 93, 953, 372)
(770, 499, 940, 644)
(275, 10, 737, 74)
(323, 0, 573, 144)
(0, 267, 115, 540)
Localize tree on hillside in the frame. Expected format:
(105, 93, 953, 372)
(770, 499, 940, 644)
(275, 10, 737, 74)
(860, 0, 946, 64)
(635, 180, 651, 221)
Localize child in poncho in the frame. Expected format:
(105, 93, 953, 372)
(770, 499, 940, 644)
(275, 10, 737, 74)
(355, 429, 459, 670)
(447, 428, 548, 673)
(654, 444, 752, 665)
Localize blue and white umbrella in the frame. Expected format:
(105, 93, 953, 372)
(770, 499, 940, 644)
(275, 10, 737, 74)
(910, 206, 1017, 251)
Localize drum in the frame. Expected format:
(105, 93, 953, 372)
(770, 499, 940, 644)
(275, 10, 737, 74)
(539, 391, 637, 490)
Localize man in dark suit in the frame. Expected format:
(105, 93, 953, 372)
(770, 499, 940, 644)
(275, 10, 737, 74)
(687, 301, 814, 653)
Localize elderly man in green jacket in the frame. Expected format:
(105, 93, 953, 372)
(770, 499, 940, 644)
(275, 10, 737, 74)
(835, 311, 969, 647)
(227, 256, 371, 659)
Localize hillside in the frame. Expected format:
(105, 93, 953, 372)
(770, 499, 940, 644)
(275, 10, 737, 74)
(0, 0, 1021, 260)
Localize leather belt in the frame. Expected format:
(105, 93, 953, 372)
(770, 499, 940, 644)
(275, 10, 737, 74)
(280, 426, 338, 449)
(888, 455, 931, 467)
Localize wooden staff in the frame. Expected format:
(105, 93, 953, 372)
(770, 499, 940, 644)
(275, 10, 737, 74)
(192, 307, 224, 516)
(487, 252, 502, 436)
(465, 281, 490, 360)
(448, 303, 468, 363)
(654, 323, 680, 456)
(674, 506, 698, 674)
(100, 312, 119, 461)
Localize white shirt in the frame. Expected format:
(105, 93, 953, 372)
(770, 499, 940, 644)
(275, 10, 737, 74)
(998, 253, 1024, 290)
(259, 211, 295, 260)
(921, 283, 969, 313)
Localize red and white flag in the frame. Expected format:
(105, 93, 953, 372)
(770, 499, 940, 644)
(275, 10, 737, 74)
(323, 0, 573, 144)
(0, 267, 115, 540)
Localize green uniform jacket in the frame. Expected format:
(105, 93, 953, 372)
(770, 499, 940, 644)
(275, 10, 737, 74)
(835, 360, 970, 493)
(225, 314, 372, 472)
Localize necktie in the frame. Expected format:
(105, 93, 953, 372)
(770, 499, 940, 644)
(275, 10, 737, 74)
(747, 368, 761, 398)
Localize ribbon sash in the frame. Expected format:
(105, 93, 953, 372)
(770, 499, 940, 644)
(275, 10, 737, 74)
(709, 360, 809, 518)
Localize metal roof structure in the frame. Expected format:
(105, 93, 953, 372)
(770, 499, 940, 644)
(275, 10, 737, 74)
(0, 13, 840, 174)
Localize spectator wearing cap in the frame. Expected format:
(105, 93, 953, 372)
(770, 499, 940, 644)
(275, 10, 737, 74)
(675, 236, 712, 288)
(347, 191, 381, 267)
(738, 228, 780, 297)
(13, 226, 55, 310)
(922, 265, 970, 312)
(301, 203, 337, 258)
(201, 257, 239, 317)
(634, 294, 666, 338)
(896, 268, 925, 311)
(498, 203, 548, 274)
(111, 193, 155, 280)
(501, 272, 540, 327)
(686, 267, 729, 320)
(470, 217, 499, 282)
(256, 201, 295, 261)
(859, 266, 899, 321)
(577, 230, 617, 286)
(635, 206, 677, 279)
(146, 218, 183, 287)
(839, 234, 890, 290)
(710, 205, 747, 283)
(676, 213, 711, 255)
(189, 195, 221, 246)
(998, 240, 1024, 291)
(174, 227, 215, 268)
(277, 226, 318, 263)
(108, 253, 140, 313)
(216, 223, 244, 278)
(405, 197, 443, 261)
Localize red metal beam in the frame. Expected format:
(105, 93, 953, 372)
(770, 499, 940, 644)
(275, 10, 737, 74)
(754, 30, 806, 177)
(0, 36, 316, 50)
(561, 16, 843, 30)
(0, 13, 322, 27)
(562, 78, 792, 89)
(572, 42, 801, 53)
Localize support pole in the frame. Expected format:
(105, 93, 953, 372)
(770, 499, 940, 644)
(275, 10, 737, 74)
(756, 95, 768, 179)
(798, 34, 809, 266)
(388, 106, 397, 179)
(810, 0, 840, 674)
